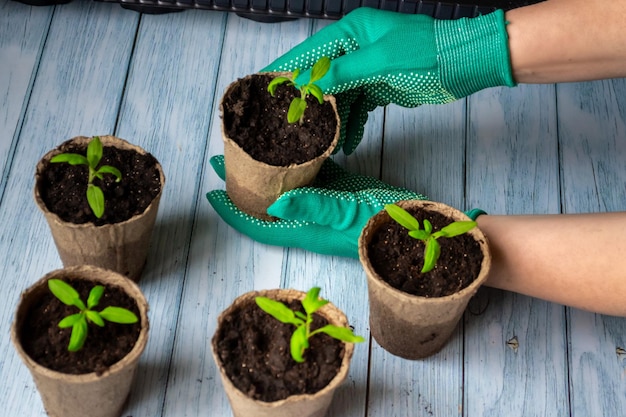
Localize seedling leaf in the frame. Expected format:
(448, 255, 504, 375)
(58, 313, 84, 328)
(313, 325, 366, 343)
(255, 287, 364, 363)
(288, 97, 308, 124)
(97, 165, 122, 182)
(48, 279, 83, 309)
(290, 325, 308, 363)
(384, 203, 420, 230)
(87, 184, 105, 218)
(255, 297, 303, 326)
(50, 153, 88, 165)
(86, 310, 105, 327)
(87, 285, 104, 309)
(309, 56, 330, 83)
(68, 319, 88, 352)
(99, 307, 139, 324)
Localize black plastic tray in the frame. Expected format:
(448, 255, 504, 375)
(14, 0, 542, 19)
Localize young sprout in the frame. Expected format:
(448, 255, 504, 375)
(267, 56, 331, 124)
(48, 279, 138, 352)
(255, 287, 365, 363)
(384, 203, 477, 274)
(50, 136, 122, 218)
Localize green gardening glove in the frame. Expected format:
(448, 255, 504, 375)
(206, 155, 427, 258)
(263, 7, 516, 154)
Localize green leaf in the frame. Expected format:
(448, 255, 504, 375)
(97, 165, 122, 182)
(267, 76, 292, 96)
(309, 56, 330, 83)
(422, 238, 441, 273)
(255, 297, 303, 326)
(384, 204, 420, 231)
(50, 153, 88, 166)
(58, 313, 84, 329)
(308, 84, 324, 104)
(86, 310, 105, 327)
(313, 325, 365, 343)
(435, 221, 476, 238)
(87, 184, 105, 218)
(86, 136, 103, 169)
(408, 230, 430, 241)
(68, 319, 88, 351)
(423, 219, 433, 234)
(48, 279, 85, 309)
(287, 97, 307, 124)
(292, 68, 300, 81)
(87, 285, 104, 309)
(290, 325, 308, 363)
(302, 287, 328, 315)
(99, 306, 139, 324)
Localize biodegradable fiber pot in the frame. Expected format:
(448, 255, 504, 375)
(220, 73, 340, 220)
(211, 289, 355, 417)
(34, 135, 165, 281)
(358, 200, 491, 359)
(10, 265, 150, 417)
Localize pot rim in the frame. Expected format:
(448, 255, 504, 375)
(10, 265, 150, 382)
(33, 135, 166, 230)
(211, 288, 355, 407)
(358, 199, 492, 303)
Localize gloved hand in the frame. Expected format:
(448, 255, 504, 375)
(263, 7, 516, 154)
(206, 155, 427, 258)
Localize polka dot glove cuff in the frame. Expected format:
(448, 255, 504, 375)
(264, 7, 515, 154)
(206, 155, 427, 258)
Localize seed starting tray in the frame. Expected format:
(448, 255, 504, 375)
(101, 0, 541, 19)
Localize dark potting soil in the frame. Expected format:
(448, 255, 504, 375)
(215, 299, 344, 402)
(222, 73, 337, 166)
(19, 278, 142, 375)
(368, 208, 484, 298)
(38, 140, 161, 226)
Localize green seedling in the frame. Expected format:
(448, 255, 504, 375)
(267, 56, 331, 124)
(255, 287, 365, 363)
(50, 136, 122, 218)
(48, 279, 138, 352)
(384, 203, 477, 274)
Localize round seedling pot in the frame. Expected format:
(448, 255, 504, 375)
(359, 200, 491, 359)
(10, 265, 150, 417)
(220, 73, 340, 220)
(34, 135, 165, 281)
(211, 289, 355, 417)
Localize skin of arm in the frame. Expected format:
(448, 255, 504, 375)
(506, 0, 626, 83)
(477, 213, 626, 317)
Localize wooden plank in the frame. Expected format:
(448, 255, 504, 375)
(557, 79, 626, 417)
(279, 19, 385, 414)
(111, 9, 229, 417)
(365, 99, 467, 417)
(0, 2, 139, 415)
(0, 1, 51, 201)
(162, 13, 316, 416)
(464, 84, 569, 416)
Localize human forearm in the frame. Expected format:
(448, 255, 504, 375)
(506, 0, 626, 83)
(477, 213, 626, 316)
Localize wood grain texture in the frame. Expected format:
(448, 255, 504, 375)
(0, 1, 51, 201)
(464, 84, 569, 416)
(1, 3, 625, 417)
(0, 1, 139, 416)
(557, 79, 626, 417)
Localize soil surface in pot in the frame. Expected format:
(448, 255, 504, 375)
(222, 73, 337, 166)
(38, 140, 161, 226)
(19, 278, 142, 375)
(215, 298, 344, 402)
(368, 208, 483, 297)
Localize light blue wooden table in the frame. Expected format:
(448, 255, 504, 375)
(1, 1, 625, 416)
